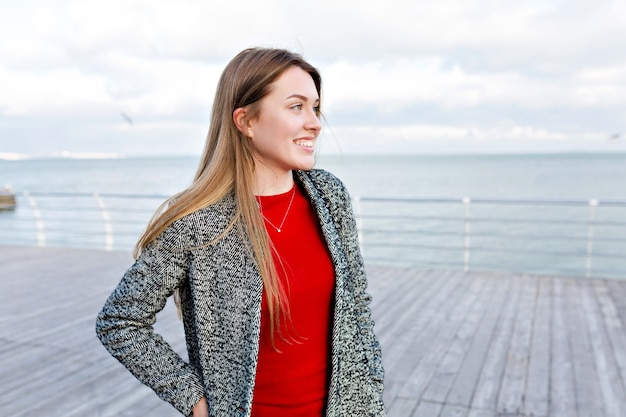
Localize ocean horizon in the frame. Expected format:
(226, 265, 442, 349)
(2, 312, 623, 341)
(2, 152, 625, 279)
(2, 150, 626, 197)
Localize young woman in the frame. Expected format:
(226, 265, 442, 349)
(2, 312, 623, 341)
(96, 47, 386, 417)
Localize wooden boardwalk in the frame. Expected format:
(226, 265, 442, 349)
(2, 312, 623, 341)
(1, 245, 626, 417)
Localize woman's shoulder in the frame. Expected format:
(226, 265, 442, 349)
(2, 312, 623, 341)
(158, 193, 237, 248)
(297, 169, 347, 194)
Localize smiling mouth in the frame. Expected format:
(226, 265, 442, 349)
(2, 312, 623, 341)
(294, 139, 314, 148)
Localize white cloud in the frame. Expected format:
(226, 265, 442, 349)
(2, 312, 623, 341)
(1, 0, 625, 154)
(318, 124, 621, 155)
(322, 58, 538, 110)
(0, 67, 110, 115)
(572, 64, 626, 107)
(322, 58, 626, 115)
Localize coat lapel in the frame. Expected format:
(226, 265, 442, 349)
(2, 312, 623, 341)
(295, 170, 350, 414)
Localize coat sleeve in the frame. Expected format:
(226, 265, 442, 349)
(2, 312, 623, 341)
(333, 179, 386, 395)
(95, 219, 205, 416)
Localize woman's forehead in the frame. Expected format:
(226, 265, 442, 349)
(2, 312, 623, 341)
(269, 66, 320, 101)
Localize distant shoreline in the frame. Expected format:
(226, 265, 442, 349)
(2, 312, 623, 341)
(0, 152, 126, 161)
(3, 149, 626, 162)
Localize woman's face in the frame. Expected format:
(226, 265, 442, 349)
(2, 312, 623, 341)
(248, 66, 322, 177)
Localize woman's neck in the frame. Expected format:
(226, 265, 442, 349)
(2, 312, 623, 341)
(252, 168, 295, 196)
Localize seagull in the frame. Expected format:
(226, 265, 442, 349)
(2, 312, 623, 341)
(120, 112, 134, 126)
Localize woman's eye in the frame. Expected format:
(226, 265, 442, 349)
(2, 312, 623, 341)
(291, 104, 302, 110)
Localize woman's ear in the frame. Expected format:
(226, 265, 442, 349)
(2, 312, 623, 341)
(233, 108, 251, 137)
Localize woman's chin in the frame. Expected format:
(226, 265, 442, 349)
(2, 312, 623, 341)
(295, 158, 316, 171)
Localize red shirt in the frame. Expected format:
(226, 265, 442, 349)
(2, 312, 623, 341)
(251, 183, 335, 417)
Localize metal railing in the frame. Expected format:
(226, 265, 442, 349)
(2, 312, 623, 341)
(0, 192, 165, 252)
(353, 196, 626, 279)
(1, 192, 625, 279)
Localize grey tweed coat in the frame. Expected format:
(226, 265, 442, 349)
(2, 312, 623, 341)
(96, 169, 386, 417)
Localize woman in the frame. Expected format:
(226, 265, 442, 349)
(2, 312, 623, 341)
(96, 47, 386, 417)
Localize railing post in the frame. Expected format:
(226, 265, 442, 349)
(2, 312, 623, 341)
(94, 193, 113, 251)
(586, 199, 598, 278)
(23, 191, 45, 247)
(463, 197, 471, 272)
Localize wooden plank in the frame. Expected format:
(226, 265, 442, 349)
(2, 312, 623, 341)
(394, 274, 483, 404)
(383, 271, 469, 405)
(421, 274, 498, 404)
(605, 279, 626, 327)
(445, 275, 512, 408)
(368, 266, 429, 312)
(0, 345, 85, 403)
(380, 270, 460, 368)
(439, 403, 468, 417)
(593, 280, 626, 399)
(6, 360, 119, 416)
(387, 397, 419, 417)
(496, 275, 537, 415)
(88, 379, 176, 417)
(411, 400, 443, 417)
(567, 278, 604, 417)
(389, 272, 475, 402)
(466, 410, 495, 417)
(523, 275, 552, 417)
(582, 280, 626, 416)
(469, 274, 522, 413)
(375, 268, 447, 345)
(550, 277, 577, 417)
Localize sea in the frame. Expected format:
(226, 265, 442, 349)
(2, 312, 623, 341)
(1, 152, 625, 278)
(2, 152, 626, 199)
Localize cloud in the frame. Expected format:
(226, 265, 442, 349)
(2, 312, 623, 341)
(321, 58, 626, 132)
(1, 0, 625, 155)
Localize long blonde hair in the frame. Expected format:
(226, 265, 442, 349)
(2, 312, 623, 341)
(134, 48, 322, 342)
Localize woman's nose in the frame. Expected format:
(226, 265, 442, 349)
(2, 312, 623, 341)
(306, 110, 322, 132)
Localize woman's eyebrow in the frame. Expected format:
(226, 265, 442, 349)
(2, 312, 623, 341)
(285, 94, 320, 103)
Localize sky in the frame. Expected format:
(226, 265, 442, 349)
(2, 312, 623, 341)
(1, 0, 626, 158)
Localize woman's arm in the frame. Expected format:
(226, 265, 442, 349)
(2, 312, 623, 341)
(95, 220, 205, 416)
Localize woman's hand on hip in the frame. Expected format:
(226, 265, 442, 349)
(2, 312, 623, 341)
(192, 396, 208, 417)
